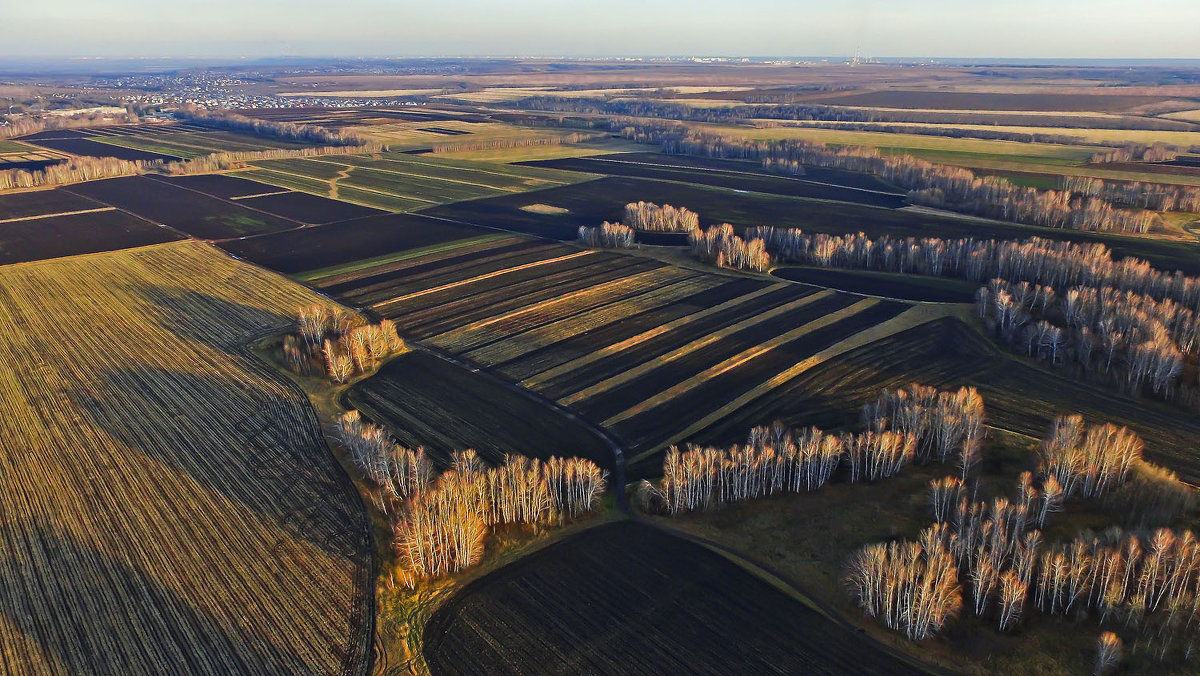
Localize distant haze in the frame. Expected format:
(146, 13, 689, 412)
(3, 0, 1198, 60)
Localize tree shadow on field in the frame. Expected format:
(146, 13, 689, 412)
(123, 282, 297, 347)
(0, 522, 304, 674)
(67, 362, 369, 564)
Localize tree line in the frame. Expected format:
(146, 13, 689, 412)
(1063, 176, 1200, 213)
(0, 141, 387, 192)
(634, 384, 984, 514)
(577, 222, 635, 248)
(174, 106, 372, 147)
(0, 110, 140, 139)
(977, 279, 1193, 398)
(334, 412, 607, 585)
(618, 124, 1166, 234)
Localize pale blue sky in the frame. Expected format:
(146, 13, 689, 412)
(2, 0, 1197, 59)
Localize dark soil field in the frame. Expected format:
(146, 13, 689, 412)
(344, 350, 614, 469)
(319, 240, 580, 309)
(0, 209, 184, 265)
(521, 154, 907, 208)
(772, 266, 980, 302)
(807, 90, 1171, 112)
(494, 277, 770, 381)
(423, 520, 923, 675)
(685, 317, 1200, 484)
(63, 176, 299, 239)
(536, 284, 813, 401)
(591, 153, 901, 193)
(236, 191, 385, 224)
(574, 292, 861, 421)
(21, 137, 182, 162)
(155, 174, 283, 199)
(0, 189, 103, 220)
(426, 176, 1200, 272)
(417, 127, 471, 135)
(218, 213, 488, 274)
(610, 300, 910, 451)
(394, 257, 669, 339)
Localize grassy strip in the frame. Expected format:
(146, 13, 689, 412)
(427, 265, 688, 354)
(295, 234, 507, 283)
(560, 289, 836, 407)
(0, 206, 115, 224)
(521, 282, 788, 389)
(468, 275, 724, 367)
(371, 250, 596, 312)
(604, 298, 880, 426)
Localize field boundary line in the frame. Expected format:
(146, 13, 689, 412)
(370, 156, 575, 185)
(371, 250, 596, 311)
(230, 190, 292, 200)
(428, 264, 685, 349)
(634, 304, 958, 461)
(559, 288, 835, 407)
(333, 163, 519, 193)
(603, 298, 879, 427)
(521, 282, 789, 389)
(0, 207, 116, 224)
(578, 156, 907, 197)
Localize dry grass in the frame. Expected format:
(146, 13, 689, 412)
(519, 203, 570, 215)
(0, 241, 371, 674)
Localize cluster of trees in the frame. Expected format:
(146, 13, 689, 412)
(334, 412, 607, 584)
(618, 125, 1162, 234)
(862, 384, 985, 479)
(688, 224, 771, 272)
(1039, 416, 1142, 500)
(1090, 143, 1180, 164)
(577, 222, 635, 248)
(1064, 176, 1200, 213)
(847, 413, 1198, 669)
(288, 305, 404, 382)
(640, 384, 982, 514)
(844, 535, 962, 640)
(429, 132, 602, 154)
(977, 279, 1191, 396)
(174, 106, 371, 147)
(622, 201, 699, 232)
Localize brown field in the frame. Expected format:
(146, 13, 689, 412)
(0, 241, 371, 674)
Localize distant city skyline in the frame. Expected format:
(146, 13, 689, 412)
(3, 0, 1198, 61)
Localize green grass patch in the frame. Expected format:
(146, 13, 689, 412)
(296, 233, 506, 283)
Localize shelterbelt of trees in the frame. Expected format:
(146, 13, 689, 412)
(335, 413, 607, 586)
(0, 142, 387, 191)
(620, 124, 1188, 233)
(750, 226, 1200, 404)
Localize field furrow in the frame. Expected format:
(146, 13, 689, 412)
(559, 288, 836, 407)
(428, 264, 682, 354)
(467, 273, 723, 367)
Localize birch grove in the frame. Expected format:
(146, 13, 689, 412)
(292, 305, 405, 382)
(335, 411, 607, 585)
(623, 201, 700, 232)
(578, 222, 636, 248)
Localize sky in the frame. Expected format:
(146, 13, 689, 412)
(1, 0, 1198, 60)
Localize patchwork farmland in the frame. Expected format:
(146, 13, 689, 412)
(261, 224, 950, 470)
